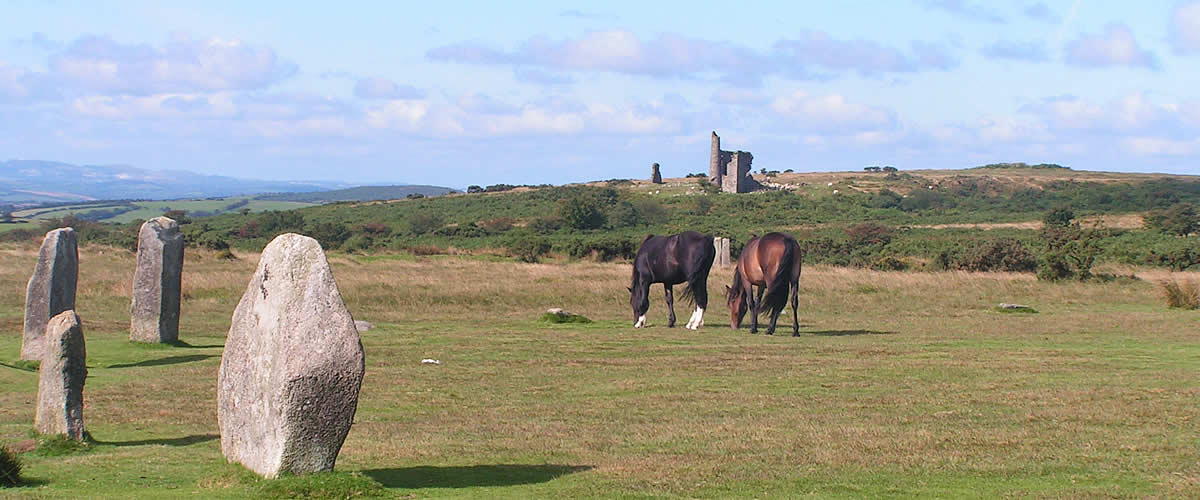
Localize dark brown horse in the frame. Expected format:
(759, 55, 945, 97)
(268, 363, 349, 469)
(726, 232, 803, 335)
(628, 231, 715, 329)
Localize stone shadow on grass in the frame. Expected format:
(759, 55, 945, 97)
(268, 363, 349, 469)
(363, 464, 592, 489)
(166, 340, 224, 349)
(810, 329, 896, 336)
(107, 354, 219, 369)
(93, 433, 218, 447)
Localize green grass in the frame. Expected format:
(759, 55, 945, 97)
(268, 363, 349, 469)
(1, 246, 1198, 497)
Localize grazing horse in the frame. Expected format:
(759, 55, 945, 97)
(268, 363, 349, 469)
(726, 232, 803, 336)
(628, 231, 715, 329)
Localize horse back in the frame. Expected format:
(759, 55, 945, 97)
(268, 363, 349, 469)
(634, 232, 714, 285)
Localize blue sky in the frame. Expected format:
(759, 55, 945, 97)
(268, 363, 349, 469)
(2, 1, 1199, 188)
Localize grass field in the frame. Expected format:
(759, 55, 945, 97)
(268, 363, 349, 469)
(1, 243, 1198, 498)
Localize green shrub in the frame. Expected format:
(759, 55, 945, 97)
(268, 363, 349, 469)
(1160, 280, 1199, 309)
(563, 235, 637, 261)
(340, 234, 373, 253)
(870, 255, 907, 271)
(560, 195, 607, 230)
(407, 213, 444, 235)
(1037, 253, 1073, 281)
(1144, 203, 1198, 236)
(962, 238, 1037, 272)
(605, 201, 640, 228)
(506, 232, 552, 263)
(304, 222, 349, 249)
(0, 445, 21, 487)
(529, 217, 564, 235)
(631, 198, 669, 225)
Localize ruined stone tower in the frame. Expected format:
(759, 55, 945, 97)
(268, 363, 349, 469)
(708, 131, 758, 193)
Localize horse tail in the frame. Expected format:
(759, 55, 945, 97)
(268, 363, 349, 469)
(764, 237, 796, 316)
(680, 234, 715, 308)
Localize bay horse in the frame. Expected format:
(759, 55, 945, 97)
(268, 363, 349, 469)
(726, 232, 803, 335)
(628, 231, 715, 329)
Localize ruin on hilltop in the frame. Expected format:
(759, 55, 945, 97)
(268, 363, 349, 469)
(708, 131, 760, 193)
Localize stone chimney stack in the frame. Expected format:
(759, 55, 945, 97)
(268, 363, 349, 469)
(709, 131, 722, 186)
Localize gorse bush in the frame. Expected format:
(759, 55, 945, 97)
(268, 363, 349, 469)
(1160, 280, 1199, 309)
(506, 232, 552, 263)
(1143, 203, 1198, 236)
(963, 238, 1037, 272)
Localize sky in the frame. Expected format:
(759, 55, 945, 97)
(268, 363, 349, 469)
(1, 0, 1199, 188)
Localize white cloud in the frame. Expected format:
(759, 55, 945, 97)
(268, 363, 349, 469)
(70, 93, 236, 119)
(49, 34, 296, 95)
(430, 29, 956, 85)
(1122, 137, 1200, 155)
(1027, 93, 1178, 131)
(0, 62, 56, 102)
(1064, 24, 1158, 69)
(1170, 1, 1200, 54)
(769, 90, 896, 132)
(353, 77, 424, 100)
(364, 94, 680, 138)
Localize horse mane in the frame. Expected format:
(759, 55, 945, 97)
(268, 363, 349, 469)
(727, 265, 745, 301)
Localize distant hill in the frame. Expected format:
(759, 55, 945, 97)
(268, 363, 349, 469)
(0, 160, 349, 203)
(256, 185, 457, 203)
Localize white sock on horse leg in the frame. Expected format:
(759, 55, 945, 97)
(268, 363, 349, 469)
(634, 315, 646, 328)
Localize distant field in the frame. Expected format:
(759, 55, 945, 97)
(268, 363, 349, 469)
(5, 197, 316, 227)
(102, 199, 315, 223)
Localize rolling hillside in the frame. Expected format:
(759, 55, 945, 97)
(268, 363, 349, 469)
(0, 160, 348, 203)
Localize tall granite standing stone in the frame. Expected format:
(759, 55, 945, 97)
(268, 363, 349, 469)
(21, 228, 78, 361)
(650, 163, 663, 184)
(130, 217, 184, 343)
(218, 233, 365, 478)
(35, 310, 87, 440)
(714, 237, 731, 267)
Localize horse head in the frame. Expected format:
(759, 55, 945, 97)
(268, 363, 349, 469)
(726, 284, 748, 329)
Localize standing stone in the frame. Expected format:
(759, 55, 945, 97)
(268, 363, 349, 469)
(218, 233, 365, 478)
(714, 237, 731, 267)
(130, 217, 184, 343)
(650, 163, 663, 184)
(36, 310, 87, 440)
(21, 228, 78, 361)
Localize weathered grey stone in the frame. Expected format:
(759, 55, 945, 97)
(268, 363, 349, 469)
(21, 228, 78, 361)
(713, 237, 731, 267)
(36, 310, 87, 440)
(650, 163, 663, 184)
(353, 320, 372, 333)
(130, 217, 184, 343)
(218, 233, 365, 478)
